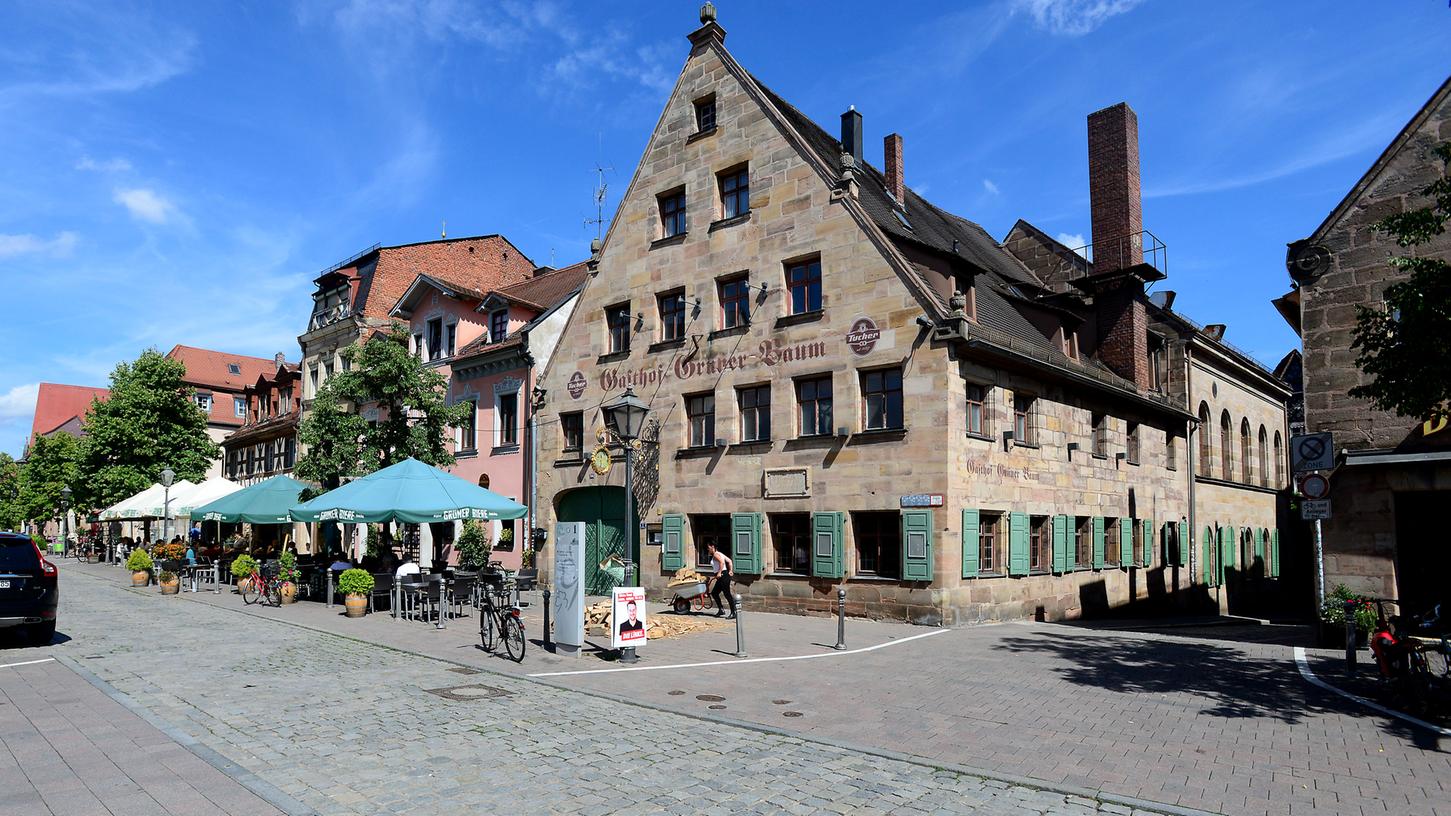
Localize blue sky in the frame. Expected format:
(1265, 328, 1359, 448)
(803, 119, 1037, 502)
(1, 0, 1447, 456)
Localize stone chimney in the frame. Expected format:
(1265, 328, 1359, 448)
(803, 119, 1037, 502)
(274, 352, 286, 371)
(1087, 102, 1142, 272)
(884, 133, 905, 203)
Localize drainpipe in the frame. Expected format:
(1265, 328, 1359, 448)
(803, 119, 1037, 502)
(1185, 342, 1196, 588)
(524, 331, 537, 561)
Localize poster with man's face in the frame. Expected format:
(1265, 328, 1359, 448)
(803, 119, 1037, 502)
(611, 587, 647, 649)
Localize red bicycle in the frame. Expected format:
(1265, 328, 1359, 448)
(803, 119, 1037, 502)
(239, 562, 282, 607)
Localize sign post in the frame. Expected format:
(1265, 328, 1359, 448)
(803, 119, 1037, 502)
(1290, 432, 1334, 608)
(552, 522, 585, 657)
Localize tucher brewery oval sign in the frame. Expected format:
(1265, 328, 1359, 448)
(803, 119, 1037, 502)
(567, 371, 587, 399)
(847, 317, 881, 356)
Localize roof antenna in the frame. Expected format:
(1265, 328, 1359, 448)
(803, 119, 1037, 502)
(584, 133, 613, 242)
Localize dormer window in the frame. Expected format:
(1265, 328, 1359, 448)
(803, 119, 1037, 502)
(227, 363, 241, 375)
(694, 95, 716, 133)
(426, 317, 443, 361)
(490, 309, 508, 343)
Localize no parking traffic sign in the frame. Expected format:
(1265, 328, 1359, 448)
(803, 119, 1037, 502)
(1291, 432, 1334, 473)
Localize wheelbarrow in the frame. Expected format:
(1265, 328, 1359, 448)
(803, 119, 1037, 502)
(668, 580, 715, 615)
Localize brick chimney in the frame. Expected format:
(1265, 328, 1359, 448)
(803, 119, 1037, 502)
(884, 133, 905, 203)
(1087, 102, 1142, 271)
(1086, 102, 1151, 390)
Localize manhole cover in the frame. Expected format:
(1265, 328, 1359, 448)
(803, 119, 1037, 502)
(783, 711, 803, 718)
(448, 667, 482, 675)
(708, 704, 726, 710)
(771, 699, 791, 705)
(667, 690, 685, 696)
(424, 684, 512, 702)
(695, 694, 725, 702)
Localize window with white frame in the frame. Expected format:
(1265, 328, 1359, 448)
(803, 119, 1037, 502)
(233, 397, 246, 418)
(491, 310, 508, 343)
(195, 393, 212, 413)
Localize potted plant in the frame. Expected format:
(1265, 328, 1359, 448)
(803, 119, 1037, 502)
(231, 554, 258, 593)
(277, 550, 300, 604)
(157, 569, 180, 595)
(126, 549, 153, 586)
(456, 520, 489, 571)
(337, 568, 373, 618)
(1319, 583, 1378, 647)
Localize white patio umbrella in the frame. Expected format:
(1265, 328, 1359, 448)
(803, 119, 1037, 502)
(100, 484, 165, 521)
(173, 478, 240, 519)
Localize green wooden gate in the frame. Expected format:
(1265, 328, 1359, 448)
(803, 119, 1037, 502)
(556, 486, 629, 596)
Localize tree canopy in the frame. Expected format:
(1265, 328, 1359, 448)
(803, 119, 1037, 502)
(295, 325, 470, 492)
(0, 452, 23, 531)
(17, 432, 81, 527)
(1351, 143, 1451, 420)
(78, 349, 218, 510)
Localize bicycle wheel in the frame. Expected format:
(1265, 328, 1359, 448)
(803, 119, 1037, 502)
(240, 577, 259, 605)
(503, 614, 526, 663)
(265, 581, 281, 607)
(480, 609, 497, 652)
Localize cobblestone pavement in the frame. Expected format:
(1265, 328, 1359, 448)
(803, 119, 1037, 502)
(0, 654, 284, 815)
(0, 568, 1178, 816)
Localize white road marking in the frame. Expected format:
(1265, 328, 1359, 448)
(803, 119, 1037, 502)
(1293, 646, 1451, 737)
(0, 657, 55, 670)
(529, 627, 950, 677)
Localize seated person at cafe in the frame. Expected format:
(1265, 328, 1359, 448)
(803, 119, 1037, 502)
(395, 554, 420, 579)
(328, 549, 353, 572)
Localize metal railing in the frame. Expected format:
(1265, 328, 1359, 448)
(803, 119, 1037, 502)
(1058, 230, 1168, 280)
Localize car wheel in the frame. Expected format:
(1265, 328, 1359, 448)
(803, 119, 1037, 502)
(28, 622, 56, 645)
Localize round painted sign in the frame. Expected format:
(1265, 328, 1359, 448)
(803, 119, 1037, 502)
(1300, 473, 1330, 500)
(846, 317, 881, 356)
(567, 371, 587, 400)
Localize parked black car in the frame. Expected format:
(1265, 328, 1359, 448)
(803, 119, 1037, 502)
(0, 532, 59, 644)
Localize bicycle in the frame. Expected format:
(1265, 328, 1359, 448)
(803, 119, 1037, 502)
(1370, 600, 1451, 715)
(239, 561, 282, 607)
(478, 569, 526, 662)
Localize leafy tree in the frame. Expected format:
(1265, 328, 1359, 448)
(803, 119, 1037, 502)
(78, 350, 219, 511)
(456, 519, 490, 569)
(1350, 143, 1451, 420)
(295, 325, 470, 491)
(17, 433, 81, 527)
(0, 452, 23, 531)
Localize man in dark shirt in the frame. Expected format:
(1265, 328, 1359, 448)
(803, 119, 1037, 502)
(618, 600, 644, 635)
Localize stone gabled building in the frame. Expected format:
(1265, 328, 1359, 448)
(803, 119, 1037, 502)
(531, 7, 1289, 623)
(1280, 76, 1451, 612)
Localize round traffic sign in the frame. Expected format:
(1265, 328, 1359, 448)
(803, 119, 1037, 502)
(1301, 473, 1330, 500)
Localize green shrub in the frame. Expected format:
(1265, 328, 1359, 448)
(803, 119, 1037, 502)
(1320, 583, 1379, 632)
(158, 570, 177, 583)
(338, 568, 374, 596)
(456, 520, 489, 570)
(278, 550, 299, 584)
(126, 549, 154, 572)
(230, 554, 258, 580)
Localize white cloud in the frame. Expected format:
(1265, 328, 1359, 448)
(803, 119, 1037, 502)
(0, 232, 78, 259)
(1013, 0, 1145, 36)
(0, 9, 195, 108)
(113, 187, 177, 224)
(1056, 233, 1088, 256)
(982, 179, 1001, 195)
(76, 156, 133, 173)
(0, 383, 39, 421)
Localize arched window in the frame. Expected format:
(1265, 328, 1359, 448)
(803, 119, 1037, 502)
(1220, 411, 1233, 481)
(1240, 419, 1252, 483)
(1258, 426, 1269, 487)
(1198, 403, 1212, 473)
(1273, 432, 1284, 487)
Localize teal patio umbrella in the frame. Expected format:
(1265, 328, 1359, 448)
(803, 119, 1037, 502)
(190, 475, 312, 524)
(289, 458, 527, 523)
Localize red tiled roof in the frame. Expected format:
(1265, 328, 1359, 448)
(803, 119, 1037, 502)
(29, 383, 109, 441)
(166, 345, 282, 391)
(492, 260, 589, 311)
(349, 235, 538, 320)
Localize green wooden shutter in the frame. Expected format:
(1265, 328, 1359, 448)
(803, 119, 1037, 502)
(1051, 514, 1068, 575)
(811, 511, 844, 579)
(1092, 516, 1106, 569)
(1141, 518, 1153, 567)
(1119, 520, 1132, 568)
(1219, 526, 1234, 585)
(900, 510, 934, 581)
(1177, 522, 1189, 567)
(961, 509, 980, 578)
(1253, 528, 1265, 570)
(1270, 529, 1280, 577)
(731, 512, 762, 575)
(1201, 527, 1214, 585)
(1008, 512, 1029, 576)
(661, 513, 686, 571)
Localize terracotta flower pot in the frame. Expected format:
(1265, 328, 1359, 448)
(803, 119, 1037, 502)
(343, 594, 368, 618)
(131, 571, 149, 587)
(236, 577, 253, 594)
(279, 583, 298, 605)
(159, 580, 179, 596)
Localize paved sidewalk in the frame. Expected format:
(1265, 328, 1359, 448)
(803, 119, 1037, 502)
(0, 654, 285, 816)
(32, 564, 1170, 815)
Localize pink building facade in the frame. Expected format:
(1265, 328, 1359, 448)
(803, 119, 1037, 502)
(391, 262, 587, 569)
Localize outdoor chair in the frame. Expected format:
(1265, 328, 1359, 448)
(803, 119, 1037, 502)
(397, 574, 427, 621)
(407, 575, 444, 623)
(368, 573, 394, 615)
(446, 574, 475, 620)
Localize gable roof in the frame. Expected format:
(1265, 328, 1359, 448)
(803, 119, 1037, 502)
(29, 383, 108, 441)
(455, 261, 589, 361)
(166, 345, 280, 391)
(1299, 75, 1451, 246)
(356, 235, 537, 319)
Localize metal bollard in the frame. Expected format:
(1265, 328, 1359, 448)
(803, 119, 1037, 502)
(213, 563, 220, 594)
(733, 593, 747, 657)
(834, 588, 847, 650)
(1344, 600, 1357, 676)
(326, 570, 333, 609)
(542, 588, 553, 649)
